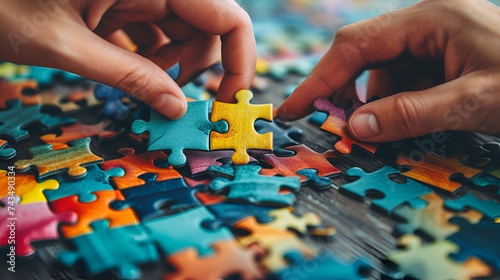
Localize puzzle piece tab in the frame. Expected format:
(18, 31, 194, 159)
(0, 79, 39, 109)
(15, 137, 103, 180)
(254, 119, 302, 156)
(132, 100, 228, 166)
(445, 193, 500, 221)
(0, 170, 59, 204)
(473, 168, 500, 195)
(210, 90, 273, 164)
(0, 139, 16, 160)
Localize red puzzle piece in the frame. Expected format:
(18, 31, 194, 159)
(0, 196, 76, 256)
(0, 79, 40, 109)
(100, 148, 181, 189)
(313, 97, 378, 154)
(50, 190, 139, 238)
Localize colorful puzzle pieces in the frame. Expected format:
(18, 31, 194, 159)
(472, 168, 500, 195)
(0, 79, 39, 109)
(210, 90, 273, 164)
(0, 62, 30, 80)
(132, 100, 228, 166)
(0, 171, 59, 204)
(208, 164, 301, 206)
(93, 83, 135, 119)
(445, 193, 500, 221)
(313, 97, 378, 154)
(15, 137, 103, 180)
(254, 119, 302, 156)
(0, 139, 16, 160)
(397, 152, 482, 194)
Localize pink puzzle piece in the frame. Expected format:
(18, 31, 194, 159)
(185, 150, 256, 176)
(0, 196, 76, 256)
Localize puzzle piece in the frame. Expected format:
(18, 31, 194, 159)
(0, 62, 30, 80)
(165, 240, 265, 280)
(40, 120, 117, 150)
(393, 193, 483, 240)
(260, 144, 340, 190)
(0, 170, 59, 204)
(276, 251, 371, 280)
(206, 203, 275, 228)
(44, 165, 124, 203)
(67, 87, 103, 108)
(0, 79, 39, 109)
(0, 99, 74, 142)
(448, 217, 500, 270)
(93, 83, 136, 119)
(132, 100, 229, 166)
(387, 235, 492, 280)
(0, 139, 16, 160)
(100, 148, 181, 189)
(50, 190, 139, 238)
(254, 119, 302, 156)
(143, 206, 233, 256)
(184, 150, 235, 176)
(313, 97, 378, 154)
(110, 174, 202, 220)
(308, 111, 328, 125)
(445, 193, 500, 221)
(58, 220, 158, 279)
(208, 164, 301, 206)
(263, 207, 321, 234)
(473, 168, 500, 195)
(397, 152, 482, 194)
(340, 166, 433, 214)
(15, 137, 103, 180)
(210, 90, 273, 164)
(39, 90, 82, 113)
(0, 196, 76, 256)
(23, 66, 81, 84)
(182, 82, 211, 100)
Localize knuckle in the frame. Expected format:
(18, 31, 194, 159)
(334, 25, 356, 44)
(113, 67, 152, 102)
(394, 94, 424, 136)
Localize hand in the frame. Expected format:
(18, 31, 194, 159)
(278, 0, 500, 142)
(0, 0, 256, 119)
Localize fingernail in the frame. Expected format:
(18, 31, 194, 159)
(349, 113, 380, 139)
(152, 94, 185, 119)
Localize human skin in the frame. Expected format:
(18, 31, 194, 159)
(278, 0, 500, 142)
(0, 0, 256, 119)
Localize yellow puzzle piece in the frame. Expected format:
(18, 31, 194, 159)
(0, 170, 59, 204)
(210, 90, 273, 164)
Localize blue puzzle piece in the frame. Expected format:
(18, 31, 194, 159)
(94, 84, 135, 119)
(445, 193, 500, 220)
(110, 173, 202, 221)
(57, 220, 159, 279)
(205, 203, 275, 229)
(132, 100, 228, 166)
(143, 206, 233, 256)
(182, 82, 208, 100)
(0, 99, 74, 142)
(255, 119, 302, 156)
(448, 217, 500, 270)
(275, 251, 371, 280)
(44, 165, 124, 203)
(340, 166, 432, 214)
(0, 140, 15, 160)
(23, 66, 81, 84)
(308, 111, 328, 126)
(473, 174, 500, 195)
(297, 169, 332, 191)
(166, 63, 180, 81)
(208, 164, 301, 206)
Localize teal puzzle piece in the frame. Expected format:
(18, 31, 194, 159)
(445, 193, 500, 220)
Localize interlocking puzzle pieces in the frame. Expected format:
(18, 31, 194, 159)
(445, 193, 500, 221)
(0, 99, 74, 142)
(340, 166, 433, 214)
(313, 97, 378, 154)
(254, 119, 302, 156)
(397, 152, 483, 195)
(0, 139, 16, 160)
(143, 207, 233, 256)
(208, 164, 301, 206)
(184, 150, 238, 176)
(0, 170, 59, 204)
(15, 137, 103, 180)
(93, 83, 136, 119)
(0, 196, 76, 256)
(165, 240, 265, 280)
(0, 79, 39, 109)
(393, 193, 483, 240)
(260, 144, 340, 191)
(132, 100, 229, 166)
(58, 220, 159, 280)
(386, 235, 492, 280)
(100, 148, 181, 189)
(473, 168, 500, 195)
(39, 89, 82, 113)
(40, 120, 118, 150)
(275, 251, 371, 280)
(44, 165, 124, 203)
(206, 203, 275, 228)
(111, 174, 202, 221)
(448, 217, 500, 270)
(210, 90, 273, 164)
(50, 190, 139, 238)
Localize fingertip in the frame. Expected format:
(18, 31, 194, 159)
(150, 93, 187, 120)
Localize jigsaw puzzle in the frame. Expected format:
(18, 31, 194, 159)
(0, 171, 59, 204)
(0, 139, 16, 160)
(254, 119, 302, 156)
(0, 79, 39, 109)
(93, 84, 136, 119)
(472, 168, 500, 195)
(445, 193, 500, 221)
(210, 90, 273, 164)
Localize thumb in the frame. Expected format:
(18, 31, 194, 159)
(53, 25, 187, 119)
(347, 77, 493, 142)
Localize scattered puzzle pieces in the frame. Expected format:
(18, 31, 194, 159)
(340, 166, 433, 213)
(0, 170, 59, 204)
(94, 83, 136, 119)
(210, 90, 273, 164)
(15, 137, 103, 180)
(206, 203, 275, 227)
(254, 119, 302, 156)
(0, 79, 39, 109)
(132, 100, 228, 166)
(313, 97, 378, 154)
(397, 152, 482, 194)
(472, 168, 500, 195)
(0, 139, 16, 160)
(445, 193, 500, 221)
(208, 164, 300, 206)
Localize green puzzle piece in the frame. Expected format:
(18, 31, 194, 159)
(208, 164, 301, 206)
(340, 166, 433, 214)
(131, 100, 228, 166)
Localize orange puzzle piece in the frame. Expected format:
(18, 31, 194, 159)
(0, 170, 59, 204)
(40, 121, 117, 150)
(0, 79, 39, 109)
